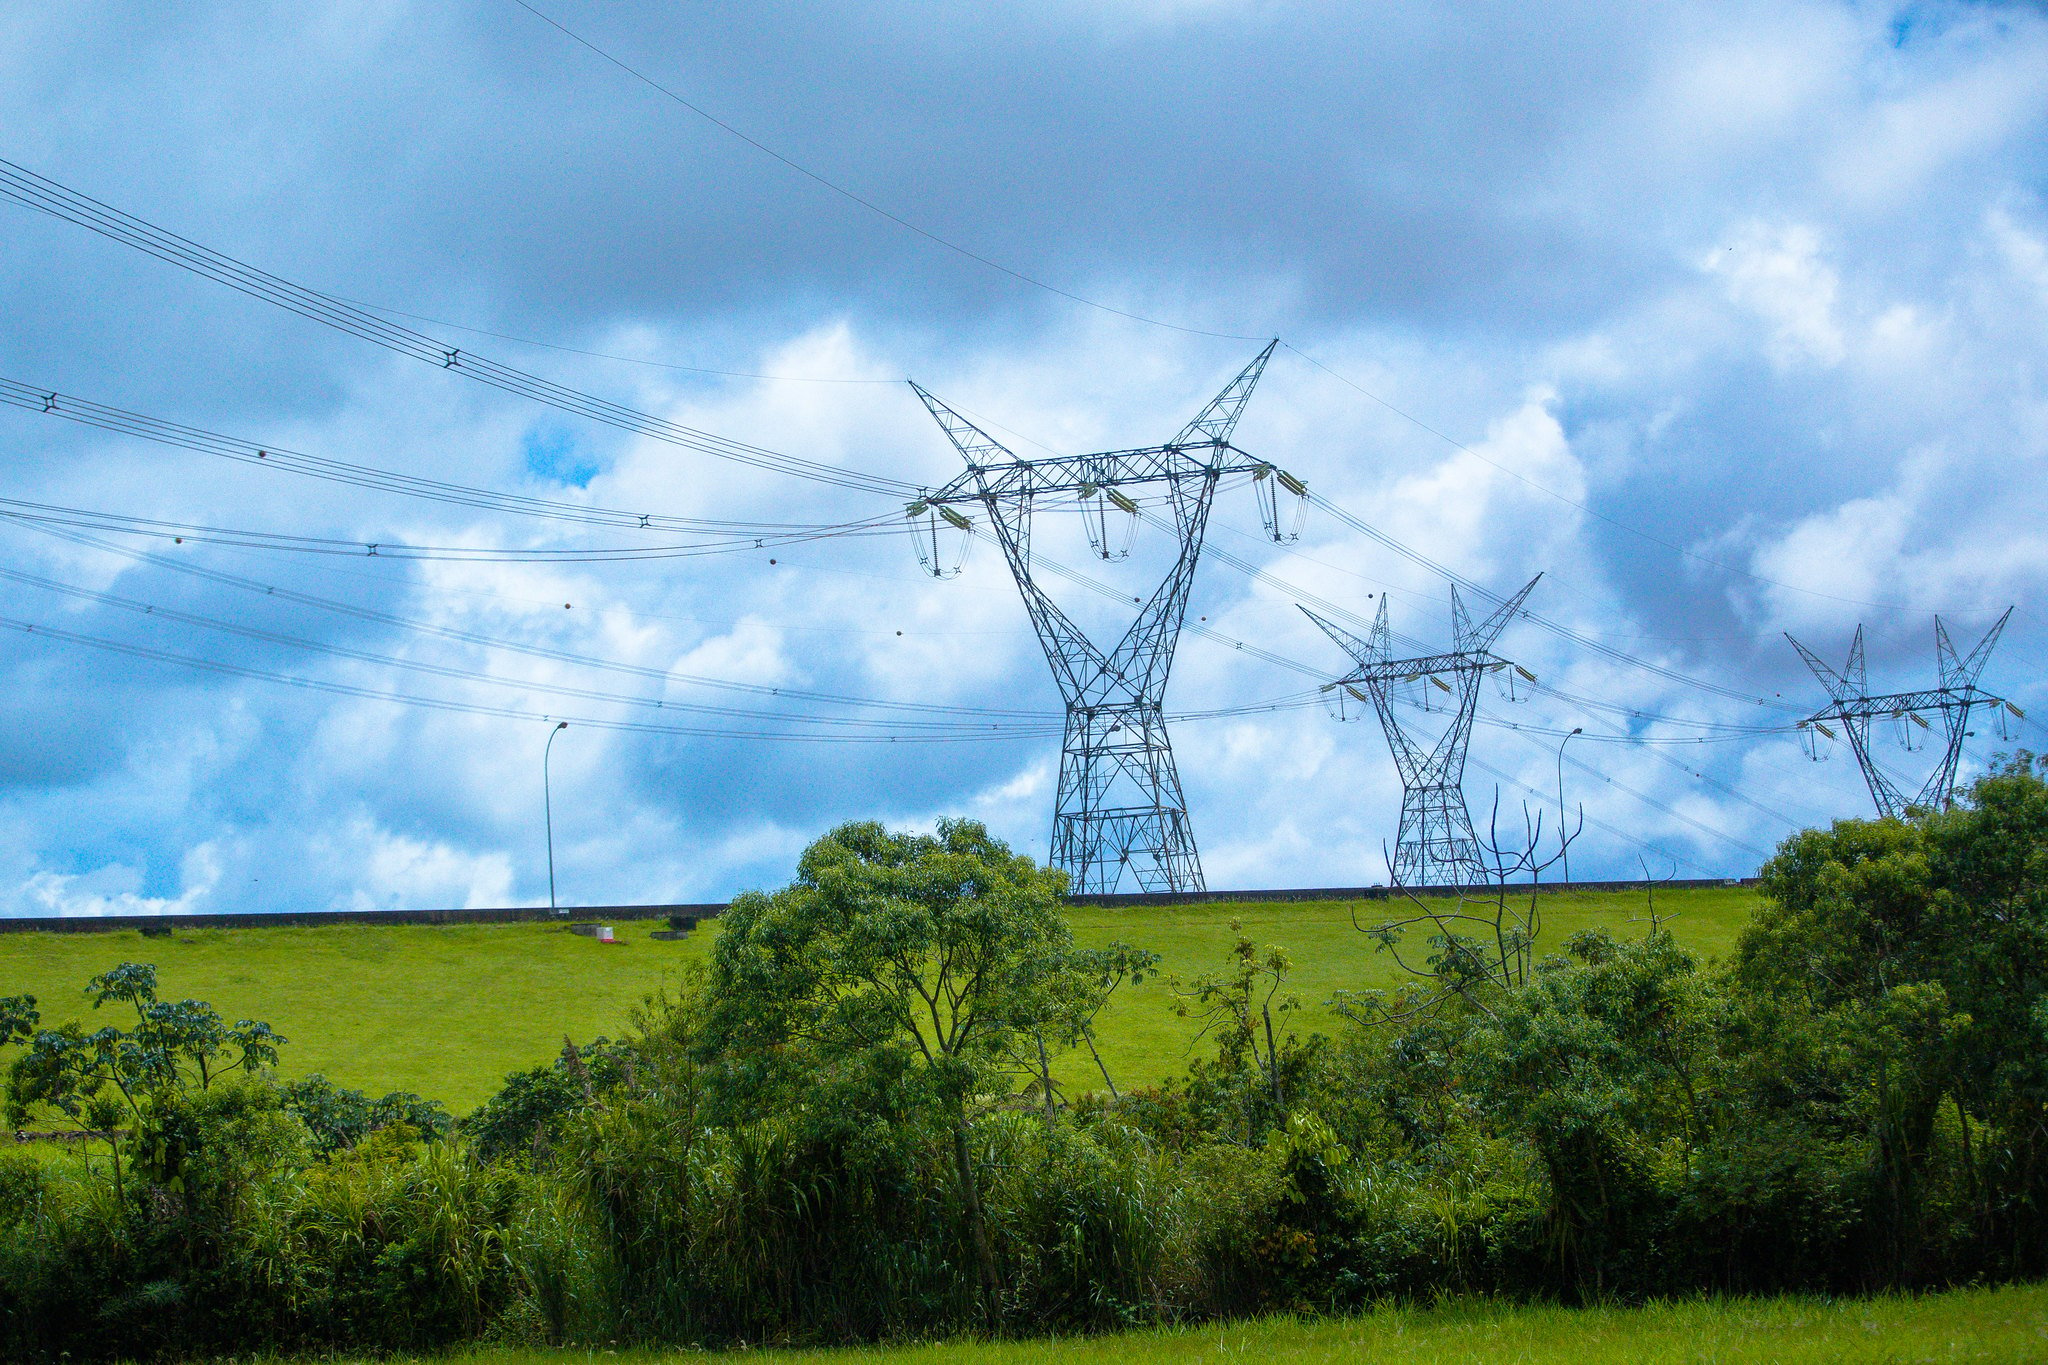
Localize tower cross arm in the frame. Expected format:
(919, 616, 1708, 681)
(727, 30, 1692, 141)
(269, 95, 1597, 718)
(1343, 651, 1514, 685)
(921, 444, 1271, 505)
(1804, 685, 2007, 725)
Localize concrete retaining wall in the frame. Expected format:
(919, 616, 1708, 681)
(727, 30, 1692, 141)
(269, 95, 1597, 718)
(0, 878, 1757, 934)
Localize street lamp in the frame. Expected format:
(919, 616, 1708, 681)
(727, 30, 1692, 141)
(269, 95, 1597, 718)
(544, 721, 568, 914)
(1556, 727, 1583, 890)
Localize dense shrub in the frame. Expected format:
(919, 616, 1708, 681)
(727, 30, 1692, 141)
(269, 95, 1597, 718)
(278, 1074, 452, 1155)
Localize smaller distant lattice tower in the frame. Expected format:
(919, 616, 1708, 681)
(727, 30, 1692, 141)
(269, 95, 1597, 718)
(1305, 577, 1540, 887)
(1789, 610, 2017, 819)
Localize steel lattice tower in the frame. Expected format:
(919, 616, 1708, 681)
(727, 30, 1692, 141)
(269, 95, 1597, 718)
(908, 344, 1293, 894)
(1305, 577, 1540, 887)
(1789, 611, 2015, 819)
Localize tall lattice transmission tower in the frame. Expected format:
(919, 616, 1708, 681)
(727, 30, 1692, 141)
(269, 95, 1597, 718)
(1789, 611, 2018, 819)
(905, 343, 1303, 894)
(1305, 577, 1541, 887)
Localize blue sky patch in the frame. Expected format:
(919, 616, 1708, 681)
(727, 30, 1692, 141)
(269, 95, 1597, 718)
(522, 427, 602, 488)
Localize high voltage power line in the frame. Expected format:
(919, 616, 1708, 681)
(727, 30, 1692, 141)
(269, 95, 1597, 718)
(6, 521, 1048, 722)
(0, 158, 915, 498)
(0, 152, 1911, 724)
(4, 361, 1794, 747)
(0, 130, 2027, 881)
(492, 1, 1955, 618)
(0, 549, 1340, 746)
(0, 561, 1059, 737)
(0, 376, 891, 538)
(0, 494, 895, 563)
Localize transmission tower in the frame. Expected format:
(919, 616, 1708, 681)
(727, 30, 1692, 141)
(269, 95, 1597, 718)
(1788, 611, 2017, 819)
(1305, 577, 1541, 887)
(906, 343, 1303, 894)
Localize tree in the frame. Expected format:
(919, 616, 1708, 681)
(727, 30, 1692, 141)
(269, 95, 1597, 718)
(1351, 794, 1581, 1025)
(703, 818, 1077, 1319)
(0, 994, 35, 1050)
(1172, 924, 1308, 1140)
(1733, 753, 2048, 1276)
(1463, 929, 1721, 1296)
(4, 963, 286, 1197)
(1062, 942, 1160, 1102)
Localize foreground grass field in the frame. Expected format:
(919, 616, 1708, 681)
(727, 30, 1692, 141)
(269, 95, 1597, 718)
(0, 884, 1761, 1112)
(277, 1283, 2048, 1364)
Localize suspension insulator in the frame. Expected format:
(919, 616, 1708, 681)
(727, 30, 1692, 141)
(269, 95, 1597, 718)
(1254, 465, 1307, 544)
(1079, 485, 1138, 561)
(907, 504, 971, 579)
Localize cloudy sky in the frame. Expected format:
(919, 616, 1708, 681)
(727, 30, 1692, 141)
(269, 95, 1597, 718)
(1, 0, 2044, 915)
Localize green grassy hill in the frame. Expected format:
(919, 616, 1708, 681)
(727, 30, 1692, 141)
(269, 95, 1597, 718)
(0, 884, 1762, 1113)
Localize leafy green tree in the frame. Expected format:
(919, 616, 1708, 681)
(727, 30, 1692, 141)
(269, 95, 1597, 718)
(1462, 929, 1721, 1296)
(1733, 753, 2048, 1276)
(1171, 924, 1316, 1142)
(0, 994, 36, 1050)
(703, 818, 1076, 1318)
(3, 963, 286, 1197)
(278, 1074, 453, 1156)
(461, 1036, 632, 1165)
(1061, 942, 1160, 1102)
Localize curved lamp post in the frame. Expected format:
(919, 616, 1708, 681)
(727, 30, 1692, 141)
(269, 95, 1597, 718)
(1556, 726, 1583, 890)
(544, 721, 568, 914)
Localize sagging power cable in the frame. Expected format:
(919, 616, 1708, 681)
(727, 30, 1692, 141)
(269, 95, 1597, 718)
(0, 375, 890, 537)
(0, 157, 916, 498)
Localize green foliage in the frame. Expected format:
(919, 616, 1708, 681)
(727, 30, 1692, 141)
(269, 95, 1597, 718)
(278, 1074, 453, 1156)
(1460, 930, 1719, 1296)
(0, 884, 1770, 1109)
(462, 1036, 632, 1167)
(1726, 752, 2048, 1282)
(1171, 925, 1316, 1141)
(0, 1152, 48, 1228)
(704, 818, 1085, 1319)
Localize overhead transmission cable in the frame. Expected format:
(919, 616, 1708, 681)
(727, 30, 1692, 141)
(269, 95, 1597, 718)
(494, 2, 1961, 621)
(0, 612, 1044, 746)
(8, 519, 1051, 721)
(1299, 491, 1799, 711)
(5, 517, 1328, 734)
(0, 375, 892, 537)
(1462, 752, 1718, 877)
(0, 157, 916, 498)
(502, 0, 1264, 344)
(0, 493, 895, 562)
(0, 545, 1323, 741)
(0, 561, 1060, 736)
(1151, 504, 1793, 732)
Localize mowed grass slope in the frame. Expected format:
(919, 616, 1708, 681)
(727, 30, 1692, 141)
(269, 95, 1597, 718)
(0, 885, 1762, 1113)
(284, 1282, 2048, 1364)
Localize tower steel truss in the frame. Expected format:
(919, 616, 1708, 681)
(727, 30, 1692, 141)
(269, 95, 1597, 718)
(1305, 577, 1541, 887)
(908, 343, 1294, 894)
(1789, 611, 2015, 819)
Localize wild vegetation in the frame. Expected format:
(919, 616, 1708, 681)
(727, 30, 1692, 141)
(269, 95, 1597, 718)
(2, 756, 2045, 1360)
